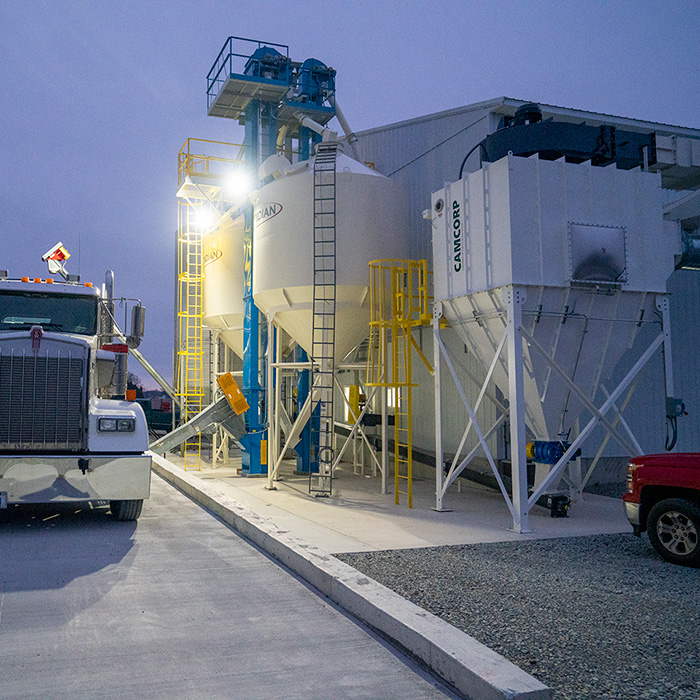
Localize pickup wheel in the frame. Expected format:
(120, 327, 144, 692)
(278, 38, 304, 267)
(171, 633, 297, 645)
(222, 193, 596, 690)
(110, 499, 143, 522)
(647, 498, 700, 567)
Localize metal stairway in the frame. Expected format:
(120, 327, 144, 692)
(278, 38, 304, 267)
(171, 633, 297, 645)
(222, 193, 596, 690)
(367, 260, 432, 507)
(309, 143, 338, 496)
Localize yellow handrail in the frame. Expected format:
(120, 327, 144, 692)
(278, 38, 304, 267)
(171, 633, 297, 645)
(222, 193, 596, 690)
(366, 259, 432, 507)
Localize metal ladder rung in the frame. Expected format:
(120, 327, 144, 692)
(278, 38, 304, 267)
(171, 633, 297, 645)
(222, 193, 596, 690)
(309, 143, 338, 497)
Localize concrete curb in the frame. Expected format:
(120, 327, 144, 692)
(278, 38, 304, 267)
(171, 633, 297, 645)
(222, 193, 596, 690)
(151, 455, 552, 700)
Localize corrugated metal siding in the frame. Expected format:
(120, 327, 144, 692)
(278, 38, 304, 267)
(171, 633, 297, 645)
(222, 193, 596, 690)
(357, 107, 495, 262)
(668, 269, 700, 451)
(352, 102, 700, 466)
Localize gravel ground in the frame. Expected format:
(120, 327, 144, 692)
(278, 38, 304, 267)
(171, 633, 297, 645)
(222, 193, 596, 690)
(337, 533, 700, 700)
(584, 481, 627, 499)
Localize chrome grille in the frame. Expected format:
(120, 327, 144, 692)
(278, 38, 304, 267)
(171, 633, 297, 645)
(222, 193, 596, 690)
(0, 345, 87, 451)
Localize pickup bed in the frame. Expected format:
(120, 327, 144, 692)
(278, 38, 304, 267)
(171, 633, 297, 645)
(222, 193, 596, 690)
(623, 453, 700, 566)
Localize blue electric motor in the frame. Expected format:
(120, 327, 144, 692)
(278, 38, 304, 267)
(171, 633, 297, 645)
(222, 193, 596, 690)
(526, 440, 569, 465)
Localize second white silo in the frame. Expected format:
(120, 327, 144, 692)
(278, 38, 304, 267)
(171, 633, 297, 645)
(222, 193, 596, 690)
(202, 215, 246, 357)
(253, 148, 409, 363)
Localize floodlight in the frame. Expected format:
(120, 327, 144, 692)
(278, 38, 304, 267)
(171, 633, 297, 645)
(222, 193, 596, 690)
(223, 170, 253, 201)
(194, 206, 216, 231)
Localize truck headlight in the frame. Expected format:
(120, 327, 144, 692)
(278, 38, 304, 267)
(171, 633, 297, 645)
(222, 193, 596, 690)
(98, 417, 136, 432)
(98, 418, 117, 432)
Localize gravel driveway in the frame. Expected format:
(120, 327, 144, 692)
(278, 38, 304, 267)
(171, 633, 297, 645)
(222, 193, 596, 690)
(338, 533, 700, 700)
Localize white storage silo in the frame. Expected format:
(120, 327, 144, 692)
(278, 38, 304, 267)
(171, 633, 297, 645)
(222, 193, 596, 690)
(202, 216, 246, 357)
(253, 149, 409, 363)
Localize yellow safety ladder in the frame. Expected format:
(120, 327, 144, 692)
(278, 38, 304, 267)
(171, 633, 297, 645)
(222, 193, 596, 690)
(367, 260, 432, 507)
(175, 139, 245, 470)
(176, 198, 205, 469)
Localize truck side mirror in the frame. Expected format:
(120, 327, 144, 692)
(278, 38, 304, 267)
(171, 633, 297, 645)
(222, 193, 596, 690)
(127, 304, 145, 349)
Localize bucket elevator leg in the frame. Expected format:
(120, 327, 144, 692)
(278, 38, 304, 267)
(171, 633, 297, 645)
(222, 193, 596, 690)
(240, 99, 267, 476)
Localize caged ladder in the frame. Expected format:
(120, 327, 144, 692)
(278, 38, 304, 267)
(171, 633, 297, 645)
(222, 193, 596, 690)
(309, 143, 338, 496)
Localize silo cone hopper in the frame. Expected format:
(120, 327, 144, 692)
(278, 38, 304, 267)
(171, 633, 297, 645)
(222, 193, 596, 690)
(431, 154, 677, 531)
(442, 286, 656, 442)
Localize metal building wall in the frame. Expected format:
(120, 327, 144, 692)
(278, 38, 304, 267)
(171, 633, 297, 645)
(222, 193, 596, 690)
(353, 98, 700, 468)
(355, 101, 497, 261)
(668, 269, 700, 450)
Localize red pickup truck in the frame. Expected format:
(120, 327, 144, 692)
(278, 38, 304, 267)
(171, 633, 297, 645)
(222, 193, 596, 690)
(623, 453, 700, 566)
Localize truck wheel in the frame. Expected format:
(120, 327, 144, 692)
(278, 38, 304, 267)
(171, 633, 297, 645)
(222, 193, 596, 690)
(110, 499, 143, 521)
(647, 498, 700, 567)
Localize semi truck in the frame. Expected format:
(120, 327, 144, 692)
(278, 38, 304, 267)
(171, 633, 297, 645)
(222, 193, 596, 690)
(0, 258, 151, 521)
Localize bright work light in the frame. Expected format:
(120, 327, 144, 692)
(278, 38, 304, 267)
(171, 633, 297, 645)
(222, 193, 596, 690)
(194, 205, 216, 231)
(223, 170, 252, 200)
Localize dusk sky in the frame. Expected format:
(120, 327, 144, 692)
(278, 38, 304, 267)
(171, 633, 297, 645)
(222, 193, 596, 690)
(2, 1, 699, 388)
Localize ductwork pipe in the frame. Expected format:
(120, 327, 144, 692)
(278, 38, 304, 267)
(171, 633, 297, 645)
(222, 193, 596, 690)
(333, 100, 362, 162)
(293, 112, 338, 142)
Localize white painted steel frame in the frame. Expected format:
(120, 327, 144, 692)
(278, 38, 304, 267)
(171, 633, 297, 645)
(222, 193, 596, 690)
(519, 327, 640, 457)
(265, 337, 385, 491)
(433, 286, 674, 533)
(432, 302, 516, 520)
(506, 288, 530, 532)
(331, 376, 383, 482)
(528, 331, 665, 506)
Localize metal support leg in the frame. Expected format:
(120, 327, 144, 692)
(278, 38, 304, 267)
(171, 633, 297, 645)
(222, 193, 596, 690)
(381, 385, 388, 495)
(432, 304, 447, 512)
(506, 287, 530, 533)
(658, 294, 675, 398)
(266, 316, 278, 490)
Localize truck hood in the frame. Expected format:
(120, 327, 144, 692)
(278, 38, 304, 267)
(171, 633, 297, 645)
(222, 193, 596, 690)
(630, 453, 700, 469)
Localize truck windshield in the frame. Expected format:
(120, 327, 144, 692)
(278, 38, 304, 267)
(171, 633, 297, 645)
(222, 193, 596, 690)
(0, 291, 98, 335)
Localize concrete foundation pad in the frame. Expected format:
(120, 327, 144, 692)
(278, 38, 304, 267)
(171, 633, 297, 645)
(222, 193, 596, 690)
(152, 454, 552, 700)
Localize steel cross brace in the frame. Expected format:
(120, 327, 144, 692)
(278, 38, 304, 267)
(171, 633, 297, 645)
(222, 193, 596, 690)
(528, 331, 665, 506)
(518, 325, 641, 458)
(445, 414, 508, 492)
(434, 329, 516, 519)
(442, 330, 510, 498)
(580, 376, 643, 491)
(447, 329, 507, 478)
(331, 376, 381, 475)
(268, 385, 316, 485)
(599, 384, 643, 455)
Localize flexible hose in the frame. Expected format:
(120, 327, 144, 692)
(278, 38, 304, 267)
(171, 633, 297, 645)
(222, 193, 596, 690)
(665, 416, 678, 451)
(458, 141, 487, 180)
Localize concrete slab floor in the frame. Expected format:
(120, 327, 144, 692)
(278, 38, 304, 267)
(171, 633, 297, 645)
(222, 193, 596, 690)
(165, 453, 632, 554)
(0, 475, 459, 700)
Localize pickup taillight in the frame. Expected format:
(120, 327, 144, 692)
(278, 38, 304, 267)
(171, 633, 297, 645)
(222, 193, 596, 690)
(627, 462, 641, 493)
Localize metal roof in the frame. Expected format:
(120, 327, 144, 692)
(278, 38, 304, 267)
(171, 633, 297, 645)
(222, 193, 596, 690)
(358, 96, 700, 140)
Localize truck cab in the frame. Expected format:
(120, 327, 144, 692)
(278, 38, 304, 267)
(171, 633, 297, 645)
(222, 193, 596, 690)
(0, 276, 151, 520)
(624, 453, 700, 566)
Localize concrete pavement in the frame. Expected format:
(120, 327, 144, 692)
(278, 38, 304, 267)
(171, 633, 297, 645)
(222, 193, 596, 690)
(0, 475, 460, 700)
(152, 455, 554, 700)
